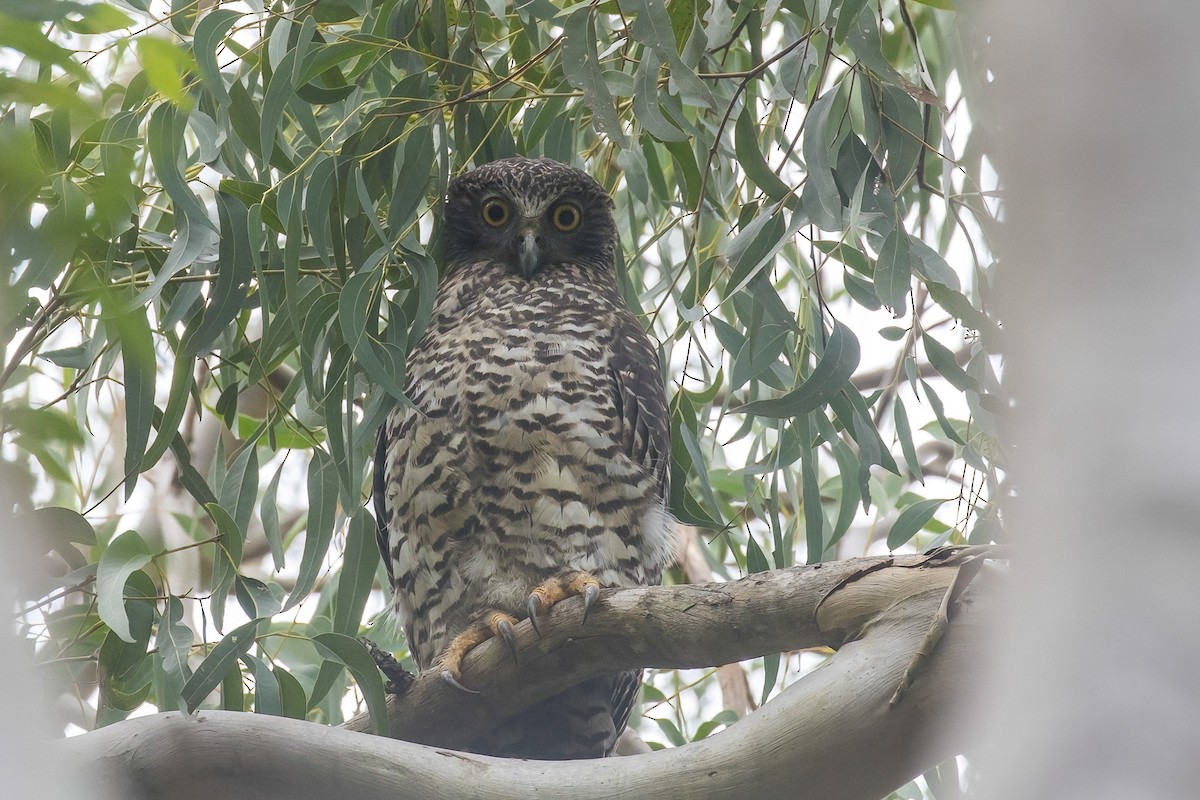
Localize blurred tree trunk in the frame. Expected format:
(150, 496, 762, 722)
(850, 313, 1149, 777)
(980, 0, 1200, 796)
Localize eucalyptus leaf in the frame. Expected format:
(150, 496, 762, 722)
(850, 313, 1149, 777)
(739, 321, 861, 418)
(887, 498, 950, 550)
(331, 508, 380, 636)
(312, 633, 389, 736)
(181, 620, 259, 713)
(96, 531, 152, 644)
(285, 450, 339, 611)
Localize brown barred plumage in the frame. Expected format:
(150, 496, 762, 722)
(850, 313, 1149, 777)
(373, 158, 674, 759)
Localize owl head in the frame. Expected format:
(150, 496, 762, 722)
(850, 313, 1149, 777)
(442, 157, 617, 279)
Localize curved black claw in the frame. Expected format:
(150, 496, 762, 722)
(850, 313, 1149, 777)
(441, 670, 481, 694)
(527, 594, 543, 637)
(581, 583, 600, 625)
(496, 617, 520, 665)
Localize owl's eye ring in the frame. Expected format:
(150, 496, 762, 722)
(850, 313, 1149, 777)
(481, 197, 510, 227)
(550, 202, 582, 233)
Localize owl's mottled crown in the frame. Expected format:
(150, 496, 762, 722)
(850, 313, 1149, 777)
(447, 157, 610, 210)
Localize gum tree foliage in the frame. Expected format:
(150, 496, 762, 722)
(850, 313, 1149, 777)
(2, 0, 999, 783)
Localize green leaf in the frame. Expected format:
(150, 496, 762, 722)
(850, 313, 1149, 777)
(184, 193, 253, 355)
(908, 234, 961, 290)
(830, 440, 860, 547)
(312, 633, 389, 736)
(922, 333, 978, 393)
(275, 666, 308, 720)
(561, 7, 628, 147)
(242, 653, 281, 716)
(800, 418, 825, 562)
(96, 530, 152, 643)
(182, 620, 259, 713)
(761, 651, 780, 705)
(730, 324, 789, 390)
(739, 321, 861, 418)
(148, 103, 214, 231)
(285, 449, 339, 611)
(338, 270, 409, 404)
(927, 281, 995, 338)
(693, 709, 740, 741)
(97, 571, 155, 695)
(260, 34, 304, 168)
(623, 0, 714, 107)
(205, 502, 243, 632)
(735, 106, 791, 203)
(110, 307, 155, 500)
(724, 204, 787, 297)
(13, 507, 91, 574)
(662, 138, 703, 208)
(874, 228, 912, 314)
(140, 348, 197, 472)
(843, 3, 904, 84)
(136, 37, 195, 110)
(332, 507, 381, 636)
(654, 717, 687, 747)
(163, 425, 219, 507)
(192, 9, 238, 107)
(261, 462, 287, 571)
(0, 13, 88, 80)
(155, 595, 193, 682)
(235, 576, 282, 619)
(844, 270, 882, 310)
(221, 660, 244, 711)
(887, 498, 949, 550)
(879, 84, 924, 190)
(99, 615, 155, 712)
(744, 534, 770, 574)
(63, 4, 135, 34)
(801, 89, 845, 230)
(299, 291, 339, 398)
(921, 379, 966, 445)
(894, 396, 923, 483)
(833, 0, 871, 43)
(632, 54, 687, 142)
(220, 443, 259, 538)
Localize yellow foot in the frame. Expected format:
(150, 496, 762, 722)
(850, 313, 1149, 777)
(436, 610, 520, 693)
(526, 570, 602, 636)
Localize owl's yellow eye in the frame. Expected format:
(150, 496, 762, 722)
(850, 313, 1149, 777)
(481, 197, 510, 227)
(550, 202, 582, 232)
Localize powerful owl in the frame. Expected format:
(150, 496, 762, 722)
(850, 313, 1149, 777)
(373, 157, 675, 759)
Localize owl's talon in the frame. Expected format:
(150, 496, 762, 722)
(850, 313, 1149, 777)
(441, 669, 481, 694)
(496, 616, 520, 665)
(527, 595, 543, 637)
(433, 610, 521, 692)
(581, 583, 600, 625)
(526, 570, 604, 632)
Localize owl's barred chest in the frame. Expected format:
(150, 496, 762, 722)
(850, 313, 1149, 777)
(412, 267, 624, 437)
(395, 271, 662, 620)
(412, 280, 621, 446)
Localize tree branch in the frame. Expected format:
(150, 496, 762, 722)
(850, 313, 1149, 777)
(341, 550, 991, 745)
(53, 550, 998, 800)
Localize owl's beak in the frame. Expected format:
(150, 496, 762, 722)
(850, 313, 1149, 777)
(516, 228, 540, 279)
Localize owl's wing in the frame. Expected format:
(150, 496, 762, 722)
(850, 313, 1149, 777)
(372, 426, 395, 586)
(608, 312, 671, 501)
